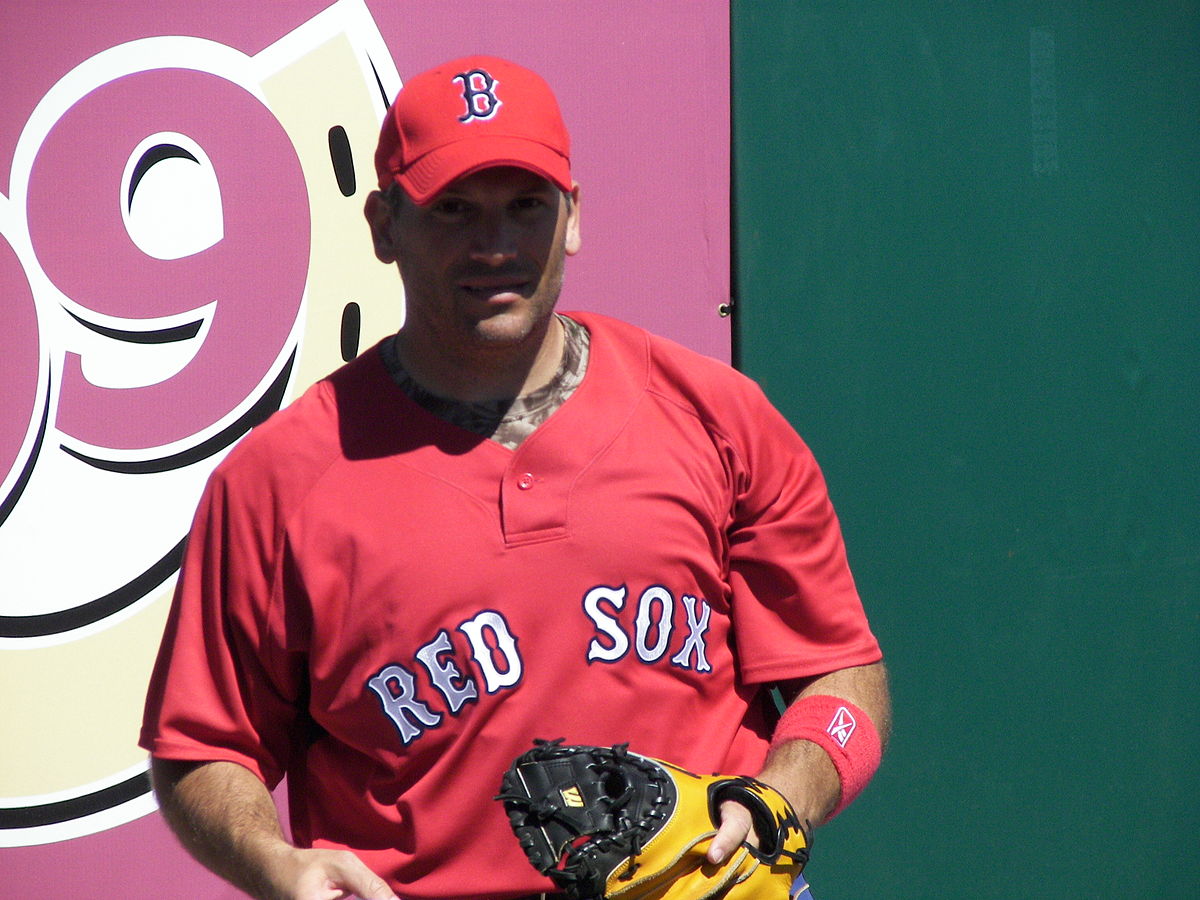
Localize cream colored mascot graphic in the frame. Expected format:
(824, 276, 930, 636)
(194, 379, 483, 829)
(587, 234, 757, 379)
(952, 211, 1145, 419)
(0, 0, 401, 846)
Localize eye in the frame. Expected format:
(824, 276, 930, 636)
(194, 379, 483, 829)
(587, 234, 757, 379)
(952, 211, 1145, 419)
(511, 194, 555, 217)
(431, 197, 471, 217)
(513, 195, 544, 210)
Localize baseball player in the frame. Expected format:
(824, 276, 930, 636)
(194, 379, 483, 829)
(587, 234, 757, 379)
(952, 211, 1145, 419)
(140, 56, 890, 900)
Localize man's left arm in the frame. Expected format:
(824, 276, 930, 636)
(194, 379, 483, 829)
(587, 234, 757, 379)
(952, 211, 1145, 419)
(708, 661, 892, 863)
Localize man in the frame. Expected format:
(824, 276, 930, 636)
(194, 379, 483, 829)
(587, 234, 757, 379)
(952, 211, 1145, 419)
(141, 56, 890, 900)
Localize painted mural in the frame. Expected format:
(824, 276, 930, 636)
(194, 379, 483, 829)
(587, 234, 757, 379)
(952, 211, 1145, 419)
(0, 1, 729, 893)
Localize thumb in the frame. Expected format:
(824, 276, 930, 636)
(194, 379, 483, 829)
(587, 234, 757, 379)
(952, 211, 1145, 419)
(707, 798, 755, 865)
(294, 850, 399, 900)
(338, 868, 398, 900)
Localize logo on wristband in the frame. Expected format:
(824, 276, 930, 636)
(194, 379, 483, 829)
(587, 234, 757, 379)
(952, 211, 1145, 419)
(827, 706, 857, 747)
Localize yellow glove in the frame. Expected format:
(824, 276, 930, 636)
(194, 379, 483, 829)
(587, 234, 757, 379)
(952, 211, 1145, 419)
(496, 740, 811, 900)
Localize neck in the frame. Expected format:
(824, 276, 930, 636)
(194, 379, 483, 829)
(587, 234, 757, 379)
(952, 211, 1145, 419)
(393, 314, 566, 403)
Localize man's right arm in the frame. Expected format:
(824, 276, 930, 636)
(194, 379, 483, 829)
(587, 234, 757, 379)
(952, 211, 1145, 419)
(150, 757, 398, 900)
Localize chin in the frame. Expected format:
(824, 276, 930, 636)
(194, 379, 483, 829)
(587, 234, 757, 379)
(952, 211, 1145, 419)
(470, 305, 553, 346)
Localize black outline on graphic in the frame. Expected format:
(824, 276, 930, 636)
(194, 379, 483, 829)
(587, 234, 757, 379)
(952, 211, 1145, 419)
(58, 350, 294, 474)
(63, 306, 203, 345)
(0, 368, 51, 529)
(0, 537, 184, 637)
(0, 771, 150, 830)
(127, 144, 199, 210)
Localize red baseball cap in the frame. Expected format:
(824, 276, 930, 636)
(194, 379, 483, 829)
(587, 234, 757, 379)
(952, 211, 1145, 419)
(374, 55, 572, 205)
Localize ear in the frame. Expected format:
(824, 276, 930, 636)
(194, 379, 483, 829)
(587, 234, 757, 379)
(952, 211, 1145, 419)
(564, 183, 582, 256)
(364, 190, 398, 263)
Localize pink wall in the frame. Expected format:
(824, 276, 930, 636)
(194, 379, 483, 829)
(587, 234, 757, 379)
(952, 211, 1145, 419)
(0, 1, 729, 896)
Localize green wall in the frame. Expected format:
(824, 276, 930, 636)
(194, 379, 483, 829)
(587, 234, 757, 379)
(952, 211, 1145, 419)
(732, 3, 1198, 897)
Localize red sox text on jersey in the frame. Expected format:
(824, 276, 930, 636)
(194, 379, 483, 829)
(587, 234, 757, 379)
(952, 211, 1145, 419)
(366, 582, 713, 745)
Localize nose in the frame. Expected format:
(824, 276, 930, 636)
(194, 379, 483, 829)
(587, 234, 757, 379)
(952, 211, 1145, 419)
(468, 209, 520, 266)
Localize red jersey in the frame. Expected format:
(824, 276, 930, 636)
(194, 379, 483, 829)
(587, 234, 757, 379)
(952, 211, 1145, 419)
(140, 311, 881, 898)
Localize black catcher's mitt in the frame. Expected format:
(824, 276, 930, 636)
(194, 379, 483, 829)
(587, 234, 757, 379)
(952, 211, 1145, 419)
(495, 740, 810, 899)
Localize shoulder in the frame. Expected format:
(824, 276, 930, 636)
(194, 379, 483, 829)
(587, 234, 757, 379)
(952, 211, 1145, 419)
(209, 341, 391, 498)
(569, 311, 765, 394)
(569, 310, 783, 433)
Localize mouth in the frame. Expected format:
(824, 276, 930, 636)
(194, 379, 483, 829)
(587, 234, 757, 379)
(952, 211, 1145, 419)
(457, 274, 534, 301)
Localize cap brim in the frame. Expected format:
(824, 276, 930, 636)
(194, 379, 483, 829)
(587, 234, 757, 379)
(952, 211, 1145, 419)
(396, 136, 572, 205)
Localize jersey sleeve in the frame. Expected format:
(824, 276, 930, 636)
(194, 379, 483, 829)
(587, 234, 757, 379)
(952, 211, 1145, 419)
(139, 439, 310, 788)
(723, 380, 882, 684)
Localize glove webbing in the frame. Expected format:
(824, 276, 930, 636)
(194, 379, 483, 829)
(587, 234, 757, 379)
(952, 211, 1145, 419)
(495, 740, 672, 887)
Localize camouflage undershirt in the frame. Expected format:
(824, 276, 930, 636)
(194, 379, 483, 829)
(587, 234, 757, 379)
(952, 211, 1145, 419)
(380, 314, 590, 450)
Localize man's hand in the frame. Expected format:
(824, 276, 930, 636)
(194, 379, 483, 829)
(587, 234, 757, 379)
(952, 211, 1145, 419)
(151, 758, 398, 900)
(260, 845, 398, 900)
(707, 798, 757, 865)
(709, 661, 893, 865)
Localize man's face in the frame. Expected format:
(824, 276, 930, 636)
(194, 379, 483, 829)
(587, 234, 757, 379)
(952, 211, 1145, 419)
(372, 166, 581, 358)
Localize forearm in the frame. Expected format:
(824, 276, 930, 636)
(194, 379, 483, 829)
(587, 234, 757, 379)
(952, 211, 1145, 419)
(758, 661, 892, 825)
(150, 758, 293, 900)
(151, 757, 398, 900)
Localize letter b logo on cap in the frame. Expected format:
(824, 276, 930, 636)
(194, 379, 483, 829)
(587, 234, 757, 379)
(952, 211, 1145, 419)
(454, 68, 502, 122)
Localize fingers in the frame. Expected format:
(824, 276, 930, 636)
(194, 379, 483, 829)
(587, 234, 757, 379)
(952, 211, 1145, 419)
(707, 798, 756, 865)
(349, 871, 400, 900)
(281, 848, 400, 900)
(327, 860, 398, 900)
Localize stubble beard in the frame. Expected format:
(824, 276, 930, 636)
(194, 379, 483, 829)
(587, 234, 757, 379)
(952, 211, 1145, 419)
(459, 245, 567, 350)
(469, 279, 561, 349)
(395, 261, 567, 399)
